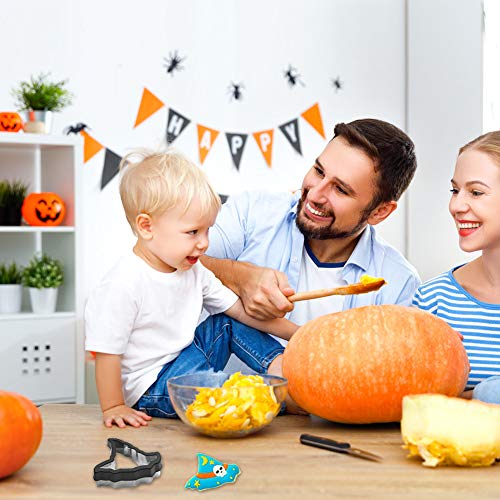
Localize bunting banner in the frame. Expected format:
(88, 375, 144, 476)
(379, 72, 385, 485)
(134, 87, 165, 128)
(81, 130, 104, 163)
(279, 118, 302, 155)
(88, 98, 326, 190)
(301, 102, 326, 139)
(252, 129, 274, 168)
(166, 108, 191, 144)
(101, 149, 122, 190)
(225, 133, 248, 171)
(197, 124, 219, 164)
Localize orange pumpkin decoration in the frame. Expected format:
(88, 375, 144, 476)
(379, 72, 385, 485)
(0, 112, 23, 132)
(0, 391, 43, 479)
(22, 192, 66, 226)
(282, 305, 469, 424)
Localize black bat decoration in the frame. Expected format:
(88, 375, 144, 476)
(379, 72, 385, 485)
(163, 50, 185, 76)
(284, 65, 305, 87)
(227, 81, 244, 101)
(64, 122, 89, 135)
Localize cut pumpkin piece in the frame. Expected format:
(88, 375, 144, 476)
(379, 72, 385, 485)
(401, 394, 500, 467)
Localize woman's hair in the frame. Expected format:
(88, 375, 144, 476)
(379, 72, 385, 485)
(119, 148, 221, 234)
(459, 131, 500, 165)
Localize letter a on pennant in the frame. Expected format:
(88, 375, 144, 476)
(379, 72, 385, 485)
(252, 129, 274, 168)
(134, 88, 165, 128)
(197, 125, 219, 164)
(301, 103, 326, 139)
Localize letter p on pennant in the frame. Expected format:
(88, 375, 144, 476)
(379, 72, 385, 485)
(252, 129, 274, 168)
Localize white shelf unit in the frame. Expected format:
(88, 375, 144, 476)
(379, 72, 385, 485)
(0, 132, 84, 404)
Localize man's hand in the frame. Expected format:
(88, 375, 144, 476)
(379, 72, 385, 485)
(240, 267, 295, 320)
(102, 404, 152, 428)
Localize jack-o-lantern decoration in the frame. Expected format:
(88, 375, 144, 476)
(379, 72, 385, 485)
(22, 192, 66, 226)
(0, 112, 23, 132)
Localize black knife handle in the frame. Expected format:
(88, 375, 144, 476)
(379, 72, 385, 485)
(300, 434, 350, 452)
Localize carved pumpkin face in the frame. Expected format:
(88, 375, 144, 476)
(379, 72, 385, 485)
(21, 193, 66, 226)
(0, 112, 23, 132)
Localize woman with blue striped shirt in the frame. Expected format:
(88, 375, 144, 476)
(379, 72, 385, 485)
(413, 131, 500, 404)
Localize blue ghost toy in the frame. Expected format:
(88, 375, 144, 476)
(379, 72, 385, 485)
(185, 453, 241, 491)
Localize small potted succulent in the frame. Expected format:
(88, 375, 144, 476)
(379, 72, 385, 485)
(11, 73, 73, 134)
(0, 179, 29, 226)
(0, 261, 23, 314)
(22, 253, 64, 314)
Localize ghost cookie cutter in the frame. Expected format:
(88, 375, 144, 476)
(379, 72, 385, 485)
(93, 438, 162, 488)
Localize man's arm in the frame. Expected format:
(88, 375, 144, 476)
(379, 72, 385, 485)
(201, 255, 295, 320)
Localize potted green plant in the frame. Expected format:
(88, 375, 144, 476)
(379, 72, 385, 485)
(0, 180, 29, 226)
(22, 253, 64, 314)
(0, 261, 23, 314)
(11, 73, 74, 134)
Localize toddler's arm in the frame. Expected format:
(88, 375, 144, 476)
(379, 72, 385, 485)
(95, 352, 152, 428)
(225, 298, 299, 341)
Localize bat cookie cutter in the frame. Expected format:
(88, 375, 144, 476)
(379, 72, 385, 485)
(93, 438, 162, 488)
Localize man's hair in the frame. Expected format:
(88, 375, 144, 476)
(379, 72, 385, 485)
(459, 130, 500, 164)
(333, 118, 417, 209)
(119, 149, 221, 235)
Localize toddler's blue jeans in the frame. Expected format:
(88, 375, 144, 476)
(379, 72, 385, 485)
(133, 313, 284, 418)
(472, 376, 500, 404)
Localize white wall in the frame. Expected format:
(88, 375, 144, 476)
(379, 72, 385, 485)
(0, 0, 407, 297)
(406, 0, 483, 281)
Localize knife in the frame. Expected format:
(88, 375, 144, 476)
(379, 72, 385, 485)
(299, 434, 382, 462)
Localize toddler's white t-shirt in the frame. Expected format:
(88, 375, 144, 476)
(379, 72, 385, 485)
(85, 252, 238, 406)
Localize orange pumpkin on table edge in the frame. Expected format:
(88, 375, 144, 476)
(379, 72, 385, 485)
(0, 391, 43, 479)
(282, 305, 469, 424)
(22, 192, 66, 226)
(0, 112, 23, 132)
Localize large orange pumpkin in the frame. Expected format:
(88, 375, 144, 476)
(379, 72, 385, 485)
(0, 112, 23, 132)
(22, 192, 66, 226)
(282, 305, 469, 424)
(0, 391, 43, 478)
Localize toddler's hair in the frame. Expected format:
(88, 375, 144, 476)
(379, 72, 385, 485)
(459, 130, 500, 166)
(119, 149, 221, 234)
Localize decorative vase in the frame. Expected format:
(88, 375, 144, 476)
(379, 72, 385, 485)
(23, 110, 53, 134)
(0, 284, 23, 314)
(28, 287, 58, 314)
(3, 206, 22, 226)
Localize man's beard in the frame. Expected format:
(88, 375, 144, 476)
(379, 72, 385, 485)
(295, 189, 370, 240)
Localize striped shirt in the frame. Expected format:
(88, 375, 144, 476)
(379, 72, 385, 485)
(412, 267, 500, 389)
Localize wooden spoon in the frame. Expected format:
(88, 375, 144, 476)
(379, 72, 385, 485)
(288, 277, 386, 303)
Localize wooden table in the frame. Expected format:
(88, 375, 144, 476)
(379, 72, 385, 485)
(1, 404, 499, 499)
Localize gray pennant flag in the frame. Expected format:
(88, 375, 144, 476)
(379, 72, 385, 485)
(101, 148, 122, 189)
(225, 133, 248, 170)
(166, 108, 190, 144)
(279, 118, 302, 155)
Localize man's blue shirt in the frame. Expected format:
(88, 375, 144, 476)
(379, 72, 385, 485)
(207, 191, 421, 310)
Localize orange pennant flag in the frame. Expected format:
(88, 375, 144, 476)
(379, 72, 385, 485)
(301, 103, 326, 139)
(197, 124, 220, 164)
(252, 129, 274, 168)
(81, 130, 104, 163)
(134, 88, 165, 128)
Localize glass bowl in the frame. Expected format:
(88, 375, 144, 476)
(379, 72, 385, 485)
(167, 372, 288, 438)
